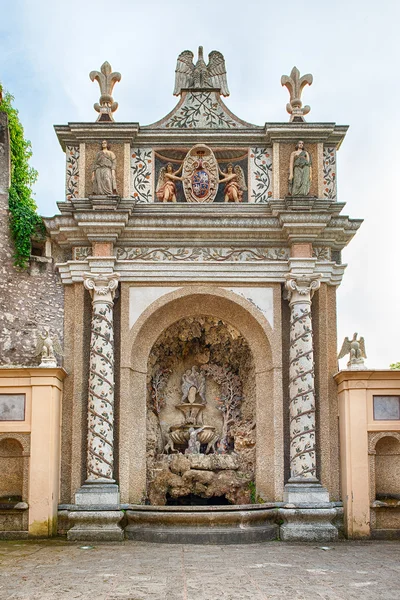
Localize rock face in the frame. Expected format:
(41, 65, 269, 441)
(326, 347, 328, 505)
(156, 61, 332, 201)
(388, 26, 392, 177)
(148, 454, 252, 506)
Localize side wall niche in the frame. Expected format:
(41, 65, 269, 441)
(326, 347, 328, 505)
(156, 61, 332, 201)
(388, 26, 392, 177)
(375, 436, 400, 500)
(146, 316, 257, 506)
(0, 438, 24, 500)
(369, 432, 400, 536)
(0, 434, 30, 535)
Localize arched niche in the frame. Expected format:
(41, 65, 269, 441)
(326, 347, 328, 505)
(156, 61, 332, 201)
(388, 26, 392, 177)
(146, 315, 255, 505)
(0, 434, 30, 503)
(369, 432, 400, 503)
(119, 286, 283, 504)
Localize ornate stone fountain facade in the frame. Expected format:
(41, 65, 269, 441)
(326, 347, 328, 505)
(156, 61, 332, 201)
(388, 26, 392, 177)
(0, 48, 363, 542)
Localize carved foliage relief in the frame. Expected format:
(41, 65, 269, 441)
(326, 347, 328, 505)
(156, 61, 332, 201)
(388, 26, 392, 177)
(131, 149, 153, 203)
(249, 148, 273, 203)
(66, 145, 79, 200)
(162, 91, 247, 129)
(116, 246, 290, 262)
(323, 146, 337, 200)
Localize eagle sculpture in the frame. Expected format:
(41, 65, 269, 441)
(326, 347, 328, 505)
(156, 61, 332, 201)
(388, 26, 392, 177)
(338, 332, 367, 367)
(173, 46, 230, 97)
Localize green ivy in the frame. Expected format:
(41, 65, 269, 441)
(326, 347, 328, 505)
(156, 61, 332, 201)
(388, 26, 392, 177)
(0, 85, 45, 269)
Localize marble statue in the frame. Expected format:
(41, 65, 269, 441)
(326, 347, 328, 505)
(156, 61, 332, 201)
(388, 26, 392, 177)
(185, 426, 204, 455)
(289, 141, 312, 197)
(89, 61, 121, 122)
(163, 430, 176, 454)
(338, 333, 367, 370)
(281, 66, 313, 122)
(35, 328, 63, 367)
(181, 366, 206, 404)
(218, 163, 247, 203)
(173, 46, 229, 96)
(156, 163, 183, 203)
(92, 141, 118, 196)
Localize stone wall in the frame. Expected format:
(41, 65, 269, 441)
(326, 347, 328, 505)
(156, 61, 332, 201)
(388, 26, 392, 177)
(0, 112, 64, 366)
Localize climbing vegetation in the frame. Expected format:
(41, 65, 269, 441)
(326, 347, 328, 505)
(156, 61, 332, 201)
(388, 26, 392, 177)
(0, 85, 45, 268)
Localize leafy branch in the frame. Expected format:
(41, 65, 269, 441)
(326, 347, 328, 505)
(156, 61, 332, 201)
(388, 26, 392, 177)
(0, 86, 45, 268)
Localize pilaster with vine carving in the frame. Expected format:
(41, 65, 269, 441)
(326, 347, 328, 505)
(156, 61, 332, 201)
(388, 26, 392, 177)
(285, 273, 321, 482)
(83, 272, 120, 482)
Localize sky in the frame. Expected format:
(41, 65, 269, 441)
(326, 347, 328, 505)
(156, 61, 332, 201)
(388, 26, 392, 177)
(1, 0, 399, 368)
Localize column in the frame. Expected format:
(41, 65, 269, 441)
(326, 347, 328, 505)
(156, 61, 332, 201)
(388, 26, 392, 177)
(281, 273, 337, 541)
(285, 273, 321, 483)
(83, 272, 120, 483)
(68, 272, 123, 541)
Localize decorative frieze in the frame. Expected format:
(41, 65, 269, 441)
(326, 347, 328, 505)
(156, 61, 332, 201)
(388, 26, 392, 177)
(249, 148, 273, 203)
(323, 147, 337, 200)
(73, 246, 92, 261)
(285, 273, 321, 482)
(83, 272, 120, 482)
(66, 145, 80, 200)
(116, 246, 290, 262)
(131, 149, 153, 203)
(312, 247, 331, 261)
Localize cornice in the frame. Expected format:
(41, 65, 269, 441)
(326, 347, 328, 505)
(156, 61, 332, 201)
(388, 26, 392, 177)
(54, 121, 348, 151)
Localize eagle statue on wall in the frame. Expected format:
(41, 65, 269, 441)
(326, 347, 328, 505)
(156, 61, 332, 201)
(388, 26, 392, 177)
(338, 332, 367, 368)
(173, 46, 230, 97)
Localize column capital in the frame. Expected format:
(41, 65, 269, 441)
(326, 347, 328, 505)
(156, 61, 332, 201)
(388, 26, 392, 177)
(285, 273, 321, 304)
(83, 272, 120, 304)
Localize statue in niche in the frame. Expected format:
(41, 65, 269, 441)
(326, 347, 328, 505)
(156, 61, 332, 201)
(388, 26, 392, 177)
(181, 366, 206, 404)
(218, 163, 247, 203)
(288, 140, 312, 197)
(156, 163, 183, 203)
(185, 426, 205, 455)
(92, 140, 118, 195)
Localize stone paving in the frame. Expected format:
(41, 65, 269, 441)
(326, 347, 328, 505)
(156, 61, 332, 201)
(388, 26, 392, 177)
(0, 539, 399, 600)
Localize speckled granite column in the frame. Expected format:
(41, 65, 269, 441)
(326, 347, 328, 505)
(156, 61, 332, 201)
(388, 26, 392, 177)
(83, 272, 120, 483)
(285, 274, 321, 483)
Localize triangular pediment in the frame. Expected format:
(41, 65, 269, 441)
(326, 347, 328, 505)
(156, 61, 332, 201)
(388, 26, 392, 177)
(144, 90, 258, 130)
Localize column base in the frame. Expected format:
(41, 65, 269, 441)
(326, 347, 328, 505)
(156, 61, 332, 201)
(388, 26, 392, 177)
(280, 507, 338, 542)
(284, 483, 330, 504)
(67, 510, 124, 541)
(67, 483, 124, 541)
(280, 483, 338, 542)
(75, 483, 120, 506)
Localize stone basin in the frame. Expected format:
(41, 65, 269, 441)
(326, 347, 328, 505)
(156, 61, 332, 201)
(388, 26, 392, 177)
(125, 503, 279, 544)
(169, 424, 215, 445)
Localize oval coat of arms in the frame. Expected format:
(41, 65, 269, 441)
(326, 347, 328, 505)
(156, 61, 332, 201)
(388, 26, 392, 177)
(182, 144, 218, 203)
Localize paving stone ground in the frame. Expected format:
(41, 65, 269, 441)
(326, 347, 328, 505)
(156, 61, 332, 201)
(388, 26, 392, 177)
(0, 539, 399, 600)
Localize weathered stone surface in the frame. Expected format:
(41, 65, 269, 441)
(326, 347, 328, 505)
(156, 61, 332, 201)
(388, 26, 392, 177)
(185, 454, 239, 471)
(280, 507, 338, 542)
(3, 539, 400, 597)
(0, 113, 64, 367)
(67, 510, 124, 541)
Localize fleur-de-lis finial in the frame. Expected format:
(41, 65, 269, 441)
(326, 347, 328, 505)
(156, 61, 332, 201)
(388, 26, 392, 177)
(281, 66, 313, 122)
(89, 61, 121, 122)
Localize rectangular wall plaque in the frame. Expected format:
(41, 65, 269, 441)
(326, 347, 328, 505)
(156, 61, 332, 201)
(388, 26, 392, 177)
(0, 394, 26, 421)
(373, 395, 400, 421)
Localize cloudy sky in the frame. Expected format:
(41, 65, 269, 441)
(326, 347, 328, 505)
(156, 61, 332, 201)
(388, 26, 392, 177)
(1, 0, 399, 368)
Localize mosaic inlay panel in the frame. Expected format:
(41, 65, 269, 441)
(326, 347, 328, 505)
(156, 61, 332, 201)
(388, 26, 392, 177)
(323, 146, 337, 200)
(131, 149, 153, 203)
(249, 148, 273, 203)
(66, 145, 79, 200)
